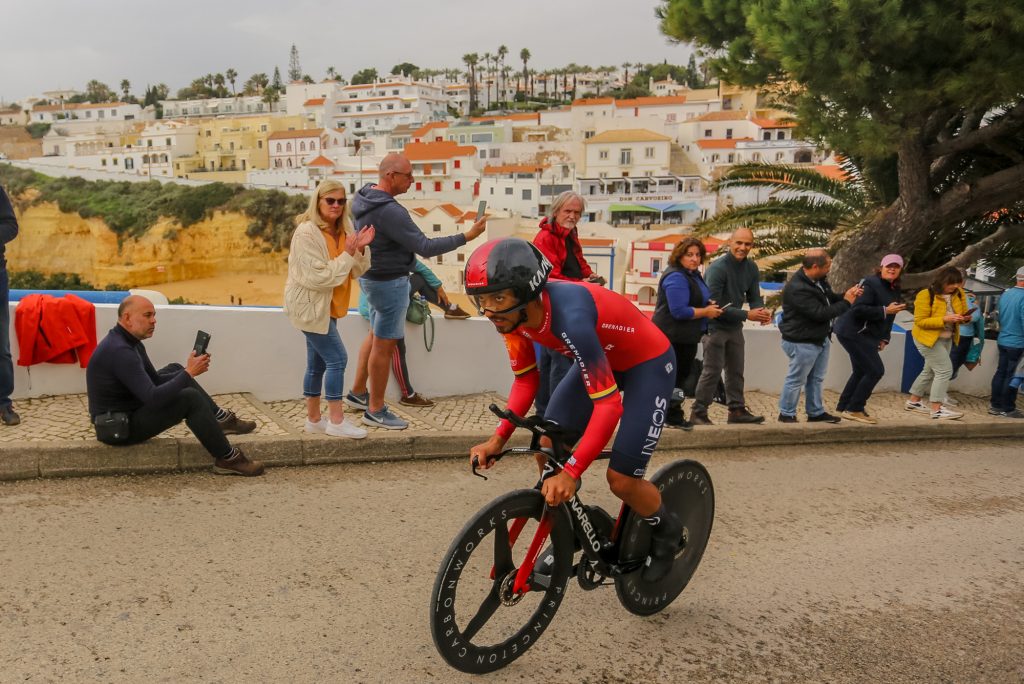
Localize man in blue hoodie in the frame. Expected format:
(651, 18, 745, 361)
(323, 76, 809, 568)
(350, 153, 487, 429)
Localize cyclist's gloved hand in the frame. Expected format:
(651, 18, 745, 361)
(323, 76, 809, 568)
(470, 435, 506, 471)
(542, 471, 579, 507)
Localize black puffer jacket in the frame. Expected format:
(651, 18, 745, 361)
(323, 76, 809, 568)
(779, 269, 849, 345)
(833, 274, 901, 343)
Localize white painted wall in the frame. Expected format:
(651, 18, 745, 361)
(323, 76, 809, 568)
(8, 304, 1000, 403)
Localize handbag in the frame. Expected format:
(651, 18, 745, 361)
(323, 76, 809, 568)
(406, 293, 430, 325)
(93, 411, 131, 444)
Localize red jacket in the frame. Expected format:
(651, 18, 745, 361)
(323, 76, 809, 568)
(15, 293, 97, 367)
(533, 217, 592, 281)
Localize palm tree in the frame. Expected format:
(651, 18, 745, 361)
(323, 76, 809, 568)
(213, 73, 227, 98)
(520, 48, 531, 102)
(692, 160, 880, 274)
(497, 45, 509, 107)
(462, 53, 479, 113)
(326, 66, 338, 81)
(622, 62, 632, 85)
(225, 68, 238, 95)
(119, 79, 131, 101)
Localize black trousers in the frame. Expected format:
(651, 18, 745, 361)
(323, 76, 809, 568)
(836, 333, 885, 413)
(103, 365, 231, 459)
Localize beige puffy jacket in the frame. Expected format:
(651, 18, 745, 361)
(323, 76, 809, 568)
(283, 220, 370, 334)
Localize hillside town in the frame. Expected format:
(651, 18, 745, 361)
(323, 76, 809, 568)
(0, 66, 835, 306)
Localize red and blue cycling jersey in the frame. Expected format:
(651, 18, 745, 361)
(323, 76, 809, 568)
(498, 281, 670, 479)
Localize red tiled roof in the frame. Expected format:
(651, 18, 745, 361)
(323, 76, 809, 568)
(303, 98, 326, 107)
(614, 96, 688, 108)
(580, 238, 615, 247)
(482, 163, 548, 175)
(403, 140, 476, 161)
(268, 128, 324, 140)
(695, 137, 753, 150)
(306, 155, 334, 167)
(750, 117, 797, 129)
(412, 121, 449, 138)
(468, 113, 540, 124)
(571, 97, 614, 107)
(32, 101, 131, 112)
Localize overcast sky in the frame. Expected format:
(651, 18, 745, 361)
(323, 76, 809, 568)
(0, 0, 694, 103)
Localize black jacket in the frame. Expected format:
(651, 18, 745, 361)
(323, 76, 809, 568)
(779, 269, 850, 345)
(833, 274, 902, 343)
(653, 265, 708, 345)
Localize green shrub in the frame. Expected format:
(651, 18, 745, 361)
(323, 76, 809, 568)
(10, 270, 96, 290)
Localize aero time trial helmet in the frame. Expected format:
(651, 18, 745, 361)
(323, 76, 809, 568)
(464, 238, 553, 313)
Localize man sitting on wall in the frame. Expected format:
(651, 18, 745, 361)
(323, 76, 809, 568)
(85, 295, 264, 476)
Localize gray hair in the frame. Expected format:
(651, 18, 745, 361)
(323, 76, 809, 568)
(547, 191, 586, 221)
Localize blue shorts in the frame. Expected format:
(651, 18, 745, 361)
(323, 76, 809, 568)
(544, 346, 676, 479)
(360, 276, 410, 340)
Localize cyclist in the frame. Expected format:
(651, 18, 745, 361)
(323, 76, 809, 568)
(467, 237, 682, 581)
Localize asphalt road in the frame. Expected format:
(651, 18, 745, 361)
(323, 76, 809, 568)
(1, 440, 1022, 683)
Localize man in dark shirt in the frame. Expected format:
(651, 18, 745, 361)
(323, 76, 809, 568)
(0, 186, 19, 426)
(86, 295, 263, 476)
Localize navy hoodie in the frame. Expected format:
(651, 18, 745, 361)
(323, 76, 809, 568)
(351, 184, 467, 280)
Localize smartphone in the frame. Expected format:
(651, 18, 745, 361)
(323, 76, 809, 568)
(857, 278, 866, 287)
(720, 302, 733, 309)
(193, 330, 211, 356)
(964, 306, 978, 316)
(477, 200, 487, 218)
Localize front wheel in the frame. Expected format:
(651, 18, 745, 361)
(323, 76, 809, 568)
(614, 460, 715, 616)
(429, 489, 574, 674)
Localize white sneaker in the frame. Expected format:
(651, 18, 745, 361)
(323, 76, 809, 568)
(931, 406, 963, 420)
(304, 418, 327, 434)
(942, 395, 959, 406)
(904, 400, 929, 414)
(326, 418, 368, 439)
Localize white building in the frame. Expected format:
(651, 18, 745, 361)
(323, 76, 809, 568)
(29, 102, 148, 124)
(479, 164, 547, 218)
(268, 128, 325, 169)
(160, 95, 283, 118)
(400, 140, 479, 204)
(327, 78, 449, 135)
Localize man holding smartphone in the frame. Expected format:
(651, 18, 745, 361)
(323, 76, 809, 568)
(86, 295, 263, 476)
(350, 153, 487, 430)
(690, 228, 773, 425)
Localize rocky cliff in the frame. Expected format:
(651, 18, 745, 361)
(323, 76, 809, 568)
(6, 202, 288, 288)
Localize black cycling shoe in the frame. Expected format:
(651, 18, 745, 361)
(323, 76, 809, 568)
(641, 512, 682, 583)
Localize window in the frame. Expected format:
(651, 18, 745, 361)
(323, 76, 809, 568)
(763, 131, 771, 141)
(727, 153, 735, 163)
(711, 154, 720, 163)
(454, 160, 461, 169)
(522, 189, 532, 200)
(752, 152, 761, 162)
(775, 152, 785, 161)
(300, 142, 306, 151)
(433, 224, 442, 233)
(598, 150, 608, 160)
(125, 158, 134, 170)
(392, 89, 399, 95)
(620, 149, 632, 165)
(258, 140, 263, 149)
(454, 181, 461, 190)
(725, 128, 733, 139)
(704, 129, 712, 137)
(206, 130, 212, 137)
(286, 143, 292, 152)
(147, 139, 153, 147)
(434, 181, 442, 192)
(489, 149, 499, 158)
(584, 131, 595, 139)
(470, 133, 493, 143)
(356, 105, 364, 112)
(436, 256, 443, 265)
(585, 111, 593, 117)
(598, 172, 607, 178)
(490, 187, 494, 195)
(415, 182, 422, 190)
(645, 146, 655, 158)
(101, 159, 107, 167)
(479, 150, 487, 159)
(505, 187, 513, 195)
(651, 258, 662, 273)
(387, 104, 394, 110)
(457, 253, 465, 263)
(112, 157, 118, 165)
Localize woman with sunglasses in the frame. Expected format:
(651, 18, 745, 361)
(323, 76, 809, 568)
(284, 180, 375, 438)
(832, 254, 907, 423)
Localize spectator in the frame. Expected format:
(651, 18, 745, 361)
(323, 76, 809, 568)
(349, 259, 459, 409)
(652, 236, 722, 430)
(776, 249, 861, 423)
(833, 254, 907, 423)
(351, 153, 486, 429)
(283, 179, 373, 439)
(989, 267, 1024, 418)
(85, 295, 263, 476)
(689, 228, 773, 425)
(906, 267, 969, 420)
(947, 289, 985, 403)
(532, 191, 607, 418)
(0, 186, 19, 425)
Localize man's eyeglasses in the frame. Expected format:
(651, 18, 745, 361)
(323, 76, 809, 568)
(322, 197, 346, 206)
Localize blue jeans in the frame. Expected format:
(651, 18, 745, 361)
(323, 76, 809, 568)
(360, 276, 410, 340)
(0, 268, 12, 408)
(779, 339, 830, 417)
(990, 344, 1024, 412)
(302, 317, 348, 401)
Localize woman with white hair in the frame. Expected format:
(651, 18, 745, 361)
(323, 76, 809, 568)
(284, 180, 375, 438)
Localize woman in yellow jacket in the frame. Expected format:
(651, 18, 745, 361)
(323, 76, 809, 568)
(284, 179, 375, 438)
(906, 266, 971, 419)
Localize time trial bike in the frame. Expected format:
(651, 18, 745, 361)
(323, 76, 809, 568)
(429, 405, 714, 674)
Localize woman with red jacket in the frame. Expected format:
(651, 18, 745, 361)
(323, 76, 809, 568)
(531, 191, 606, 418)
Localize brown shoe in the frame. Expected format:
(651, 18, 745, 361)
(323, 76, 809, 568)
(213, 448, 265, 476)
(399, 392, 436, 407)
(219, 411, 257, 435)
(728, 407, 765, 424)
(444, 304, 472, 320)
(689, 406, 713, 426)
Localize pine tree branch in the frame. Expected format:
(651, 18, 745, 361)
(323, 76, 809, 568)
(901, 222, 1024, 288)
(927, 100, 1024, 159)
